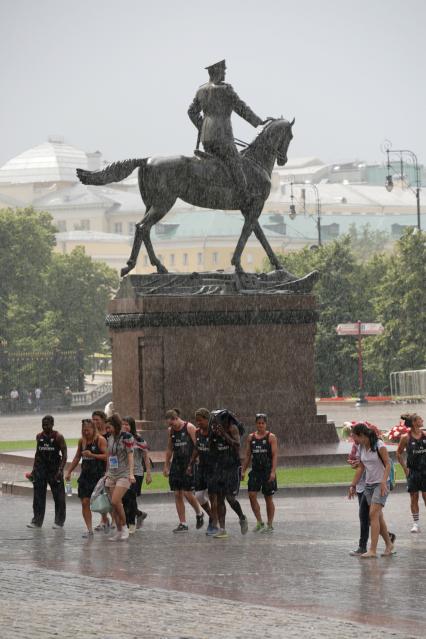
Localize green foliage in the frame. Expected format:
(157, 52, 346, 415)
(0, 208, 118, 393)
(263, 225, 426, 395)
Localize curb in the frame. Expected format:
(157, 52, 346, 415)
(2, 480, 408, 501)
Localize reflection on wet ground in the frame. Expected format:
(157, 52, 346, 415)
(1, 492, 425, 637)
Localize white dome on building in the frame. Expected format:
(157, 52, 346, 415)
(0, 136, 88, 184)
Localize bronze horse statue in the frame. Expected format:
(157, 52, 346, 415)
(77, 118, 296, 278)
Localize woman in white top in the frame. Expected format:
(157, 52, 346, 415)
(348, 422, 395, 558)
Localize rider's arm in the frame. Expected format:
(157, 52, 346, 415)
(228, 85, 263, 127)
(188, 94, 203, 130)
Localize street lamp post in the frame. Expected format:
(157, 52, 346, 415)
(383, 141, 421, 231)
(288, 180, 322, 246)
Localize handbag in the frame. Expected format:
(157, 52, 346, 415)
(90, 476, 112, 513)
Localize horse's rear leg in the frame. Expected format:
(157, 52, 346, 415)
(121, 221, 145, 277)
(140, 203, 174, 274)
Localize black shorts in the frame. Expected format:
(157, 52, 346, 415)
(169, 462, 194, 492)
(208, 465, 240, 496)
(407, 470, 426, 493)
(78, 473, 103, 499)
(248, 469, 277, 496)
(194, 464, 210, 492)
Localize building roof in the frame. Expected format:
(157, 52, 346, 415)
(33, 183, 144, 213)
(0, 137, 88, 184)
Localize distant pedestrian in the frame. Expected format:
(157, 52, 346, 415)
(10, 388, 19, 413)
(63, 386, 73, 410)
(27, 415, 67, 529)
(348, 422, 395, 558)
(242, 413, 278, 533)
(163, 409, 204, 533)
(397, 413, 426, 533)
(34, 387, 42, 412)
(65, 418, 107, 537)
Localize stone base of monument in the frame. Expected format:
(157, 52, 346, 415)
(107, 273, 338, 451)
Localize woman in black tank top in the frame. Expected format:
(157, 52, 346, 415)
(65, 419, 107, 537)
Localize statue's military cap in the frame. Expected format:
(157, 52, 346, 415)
(205, 59, 226, 72)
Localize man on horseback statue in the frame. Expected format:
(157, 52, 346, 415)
(188, 59, 268, 208)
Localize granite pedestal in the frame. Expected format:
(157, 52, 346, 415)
(106, 274, 337, 450)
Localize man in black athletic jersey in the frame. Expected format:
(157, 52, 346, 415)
(163, 409, 204, 532)
(27, 415, 67, 529)
(208, 409, 248, 538)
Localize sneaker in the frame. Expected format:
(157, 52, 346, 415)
(82, 530, 94, 538)
(120, 526, 130, 540)
(136, 512, 148, 529)
(196, 512, 204, 530)
(253, 522, 265, 532)
(213, 529, 229, 539)
(173, 523, 189, 533)
(128, 524, 136, 535)
(261, 524, 274, 534)
(52, 523, 63, 529)
(26, 522, 41, 529)
(108, 531, 122, 542)
(206, 525, 219, 536)
(239, 516, 248, 535)
(411, 523, 420, 533)
(349, 547, 367, 556)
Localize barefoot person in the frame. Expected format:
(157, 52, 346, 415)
(163, 409, 204, 533)
(242, 413, 278, 533)
(105, 414, 135, 542)
(27, 415, 67, 529)
(348, 422, 395, 558)
(397, 413, 426, 533)
(65, 418, 107, 537)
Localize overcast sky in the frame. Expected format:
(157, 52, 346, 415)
(1, 0, 425, 168)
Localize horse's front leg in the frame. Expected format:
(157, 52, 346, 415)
(231, 211, 257, 273)
(253, 221, 297, 279)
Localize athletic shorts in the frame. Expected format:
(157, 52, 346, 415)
(364, 482, 388, 507)
(194, 464, 210, 492)
(248, 469, 277, 496)
(105, 476, 131, 490)
(208, 465, 240, 496)
(407, 470, 426, 493)
(77, 473, 104, 499)
(169, 462, 194, 492)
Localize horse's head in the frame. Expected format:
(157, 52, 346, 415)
(267, 117, 294, 166)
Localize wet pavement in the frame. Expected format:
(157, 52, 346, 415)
(1, 490, 425, 638)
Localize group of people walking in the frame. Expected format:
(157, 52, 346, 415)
(26, 407, 278, 541)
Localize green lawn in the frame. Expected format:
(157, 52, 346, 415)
(0, 439, 79, 452)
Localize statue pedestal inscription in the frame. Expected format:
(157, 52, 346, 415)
(107, 274, 337, 450)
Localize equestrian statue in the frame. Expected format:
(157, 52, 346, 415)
(77, 60, 309, 284)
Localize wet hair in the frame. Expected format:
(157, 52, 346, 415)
(195, 408, 210, 420)
(352, 422, 379, 450)
(92, 410, 107, 422)
(255, 413, 268, 422)
(106, 413, 122, 437)
(81, 418, 97, 446)
(165, 409, 180, 420)
(172, 407, 181, 416)
(42, 415, 54, 427)
(123, 415, 137, 438)
(401, 413, 419, 428)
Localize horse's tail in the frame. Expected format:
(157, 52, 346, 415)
(76, 158, 145, 186)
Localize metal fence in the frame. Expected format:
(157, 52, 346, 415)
(390, 369, 426, 400)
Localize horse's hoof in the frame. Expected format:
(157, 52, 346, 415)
(121, 265, 132, 277)
(156, 264, 169, 274)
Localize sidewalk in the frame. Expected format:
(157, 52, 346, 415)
(1, 490, 425, 638)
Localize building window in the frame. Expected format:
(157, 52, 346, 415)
(74, 219, 90, 231)
(169, 254, 175, 266)
(197, 252, 203, 265)
(114, 222, 123, 234)
(212, 252, 219, 265)
(56, 220, 67, 232)
(183, 253, 188, 266)
(128, 222, 136, 235)
(143, 255, 149, 267)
